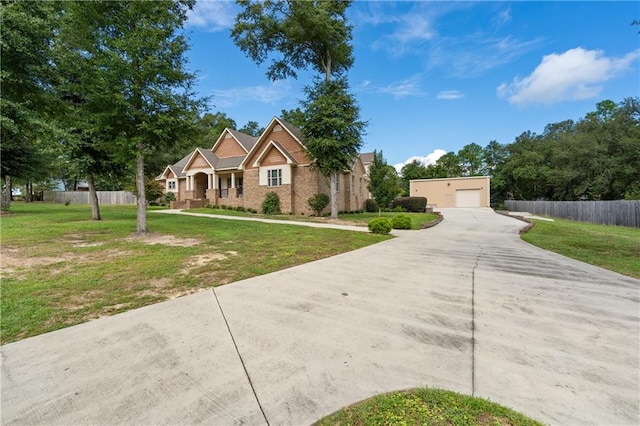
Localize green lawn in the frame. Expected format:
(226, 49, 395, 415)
(315, 388, 542, 426)
(522, 219, 640, 279)
(187, 207, 440, 230)
(0, 203, 390, 344)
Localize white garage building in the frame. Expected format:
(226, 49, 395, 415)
(410, 176, 490, 208)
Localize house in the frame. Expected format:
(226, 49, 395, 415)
(409, 176, 490, 208)
(157, 117, 372, 215)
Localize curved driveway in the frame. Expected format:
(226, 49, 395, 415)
(2, 208, 638, 425)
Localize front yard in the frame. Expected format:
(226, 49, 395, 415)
(0, 203, 390, 344)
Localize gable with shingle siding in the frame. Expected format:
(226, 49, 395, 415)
(215, 136, 247, 158)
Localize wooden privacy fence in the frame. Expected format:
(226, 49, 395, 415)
(44, 191, 137, 205)
(505, 200, 640, 228)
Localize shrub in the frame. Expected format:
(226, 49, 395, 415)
(262, 191, 281, 215)
(391, 214, 412, 229)
(368, 217, 392, 235)
(364, 198, 378, 212)
(307, 193, 330, 216)
(393, 205, 405, 213)
(164, 192, 176, 202)
(390, 196, 427, 212)
(235, 206, 245, 212)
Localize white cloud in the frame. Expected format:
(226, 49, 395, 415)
(211, 81, 291, 108)
(498, 47, 640, 106)
(378, 77, 426, 99)
(187, 1, 237, 32)
(437, 90, 464, 100)
(393, 149, 447, 174)
(494, 8, 511, 26)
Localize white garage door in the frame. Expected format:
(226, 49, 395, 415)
(455, 189, 481, 207)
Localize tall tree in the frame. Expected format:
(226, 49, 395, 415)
(368, 151, 400, 209)
(61, 0, 202, 233)
(300, 78, 366, 217)
(232, 0, 354, 83)
(232, 0, 358, 218)
(400, 160, 429, 196)
(238, 120, 264, 136)
(0, 0, 59, 210)
(457, 142, 485, 176)
(280, 107, 305, 128)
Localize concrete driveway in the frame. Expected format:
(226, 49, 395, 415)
(2, 208, 638, 425)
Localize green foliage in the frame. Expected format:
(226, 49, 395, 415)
(364, 198, 378, 213)
(368, 217, 392, 235)
(492, 98, 640, 202)
(238, 120, 263, 137)
(232, 0, 354, 81)
(368, 150, 400, 208)
(130, 178, 164, 203)
(301, 78, 366, 176)
(400, 160, 429, 195)
(307, 193, 330, 216)
(393, 205, 405, 213)
(457, 142, 485, 176)
(391, 215, 412, 229)
(391, 196, 427, 213)
(262, 191, 281, 215)
(164, 192, 176, 202)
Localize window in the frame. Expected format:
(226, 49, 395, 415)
(351, 175, 355, 193)
(168, 181, 176, 190)
(268, 169, 282, 187)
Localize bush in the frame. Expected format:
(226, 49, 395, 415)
(390, 196, 427, 212)
(368, 217, 392, 235)
(262, 191, 281, 215)
(235, 206, 245, 212)
(164, 192, 176, 202)
(391, 214, 412, 229)
(393, 205, 405, 212)
(364, 198, 378, 212)
(307, 193, 330, 216)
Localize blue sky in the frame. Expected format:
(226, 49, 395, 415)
(184, 1, 640, 171)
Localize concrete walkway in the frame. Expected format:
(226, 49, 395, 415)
(2, 208, 638, 425)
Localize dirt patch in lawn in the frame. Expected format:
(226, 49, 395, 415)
(125, 233, 202, 247)
(179, 251, 238, 275)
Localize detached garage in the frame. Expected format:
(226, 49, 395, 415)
(410, 176, 490, 208)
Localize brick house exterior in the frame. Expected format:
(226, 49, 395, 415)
(157, 117, 371, 215)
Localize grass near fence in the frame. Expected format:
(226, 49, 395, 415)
(522, 218, 640, 278)
(0, 203, 390, 344)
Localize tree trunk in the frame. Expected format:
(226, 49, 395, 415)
(135, 147, 148, 234)
(25, 181, 32, 203)
(87, 174, 101, 221)
(330, 172, 338, 219)
(1, 175, 11, 210)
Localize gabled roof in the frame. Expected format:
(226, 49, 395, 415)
(211, 128, 259, 153)
(252, 140, 298, 167)
(156, 152, 192, 179)
(239, 116, 305, 168)
(182, 147, 217, 172)
(360, 152, 375, 165)
(279, 119, 303, 142)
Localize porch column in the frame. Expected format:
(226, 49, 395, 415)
(186, 175, 191, 191)
(231, 172, 236, 188)
(208, 174, 213, 189)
